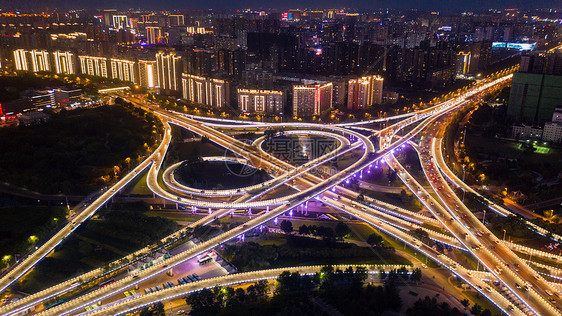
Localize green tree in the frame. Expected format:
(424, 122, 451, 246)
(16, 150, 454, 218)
(481, 309, 492, 316)
(298, 224, 310, 235)
(410, 268, 422, 283)
(471, 303, 483, 315)
(335, 222, 351, 238)
(280, 220, 293, 234)
(367, 233, 384, 247)
(379, 269, 387, 280)
(140, 302, 165, 316)
(185, 288, 221, 316)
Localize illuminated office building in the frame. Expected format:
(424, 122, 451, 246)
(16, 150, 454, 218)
(110, 58, 136, 83)
(53, 51, 76, 75)
(292, 83, 333, 117)
(182, 73, 230, 109)
(138, 60, 158, 88)
(237, 89, 284, 115)
(156, 52, 182, 93)
(31, 90, 56, 108)
(347, 75, 383, 110)
(79, 56, 109, 78)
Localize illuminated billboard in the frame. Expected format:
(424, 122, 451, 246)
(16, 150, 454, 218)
(492, 42, 536, 51)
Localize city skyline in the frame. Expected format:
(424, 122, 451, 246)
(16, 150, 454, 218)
(0, 0, 560, 12)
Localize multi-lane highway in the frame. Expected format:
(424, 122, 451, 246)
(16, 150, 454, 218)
(6, 66, 562, 316)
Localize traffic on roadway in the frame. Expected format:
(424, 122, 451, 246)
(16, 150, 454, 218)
(6, 67, 561, 316)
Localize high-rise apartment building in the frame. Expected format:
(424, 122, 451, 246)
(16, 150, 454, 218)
(53, 51, 76, 75)
(146, 27, 163, 45)
(138, 60, 158, 88)
(292, 83, 333, 117)
(519, 52, 562, 75)
(508, 52, 562, 123)
(156, 52, 183, 93)
(185, 48, 214, 76)
(238, 89, 284, 115)
(79, 56, 109, 78)
(13, 49, 29, 71)
(182, 74, 230, 109)
(30, 50, 51, 72)
(169, 15, 185, 27)
(112, 15, 128, 29)
(456, 51, 471, 75)
(347, 75, 383, 110)
(110, 58, 136, 83)
(508, 73, 562, 123)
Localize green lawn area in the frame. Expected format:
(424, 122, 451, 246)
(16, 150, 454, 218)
(261, 134, 338, 164)
(514, 250, 560, 268)
(146, 211, 203, 223)
(421, 222, 451, 236)
(254, 232, 288, 246)
(335, 150, 368, 170)
(123, 170, 151, 195)
(518, 144, 551, 154)
(175, 161, 270, 190)
(362, 164, 404, 187)
(268, 255, 410, 268)
(451, 248, 479, 270)
(350, 223, 440, 268)
(259, 185, 298, 199)
(362, 190, 423, 212)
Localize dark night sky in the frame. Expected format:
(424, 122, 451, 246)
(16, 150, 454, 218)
(0, 0, 560, 12)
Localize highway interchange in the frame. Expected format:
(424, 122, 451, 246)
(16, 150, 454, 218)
(3, 66, 562, 315)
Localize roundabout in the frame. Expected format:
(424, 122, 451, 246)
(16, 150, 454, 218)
(163, 157, 275, 197)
